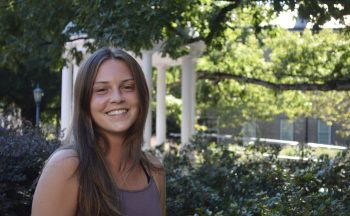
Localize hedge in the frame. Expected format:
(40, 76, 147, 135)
(163, 138, 350, 216)
(1, 116, 350, 215)
(0, 116, 59, 216)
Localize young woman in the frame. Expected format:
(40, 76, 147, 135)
(32, 47, 166, 216)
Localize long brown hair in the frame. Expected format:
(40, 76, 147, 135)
(64, 47, 156, 216)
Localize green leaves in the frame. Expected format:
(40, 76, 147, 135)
(0, 0, 74, 122)
(196, 27, 350, 135)
(0, 0, 349, 126)
(0, 114, 60, 215)
(163, 137, 350, 215)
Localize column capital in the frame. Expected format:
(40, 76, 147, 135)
(189, 41, 206, 57)
(180, 40, 206, 63)
(141, 49, 154, 56)
(63, 36, 88, 65)
(155, 64, 168, 71)
(180, 54, 193, 63)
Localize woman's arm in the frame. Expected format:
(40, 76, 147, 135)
(31, 149, 79, 216)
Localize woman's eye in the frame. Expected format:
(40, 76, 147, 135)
(95, 88, 107, 94)
(123, 85, 134, 91)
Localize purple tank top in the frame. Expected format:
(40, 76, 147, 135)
(119, 177, 161, 216)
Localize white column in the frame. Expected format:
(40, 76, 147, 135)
(71, 62, 79, 110)
(72, 62, 79, 89)
(190, 61, 196, 136)
(60, 62, 73, 138)
(156, 65, 167, 146)
(181, 55, 193, 145)
(188, 41, 205, 136)
(142, 50, 153, 149)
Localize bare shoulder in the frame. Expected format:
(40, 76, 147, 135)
(31, 149, 79, 216)
(41, 149, 79, 180)
(46, 148, 79, 170)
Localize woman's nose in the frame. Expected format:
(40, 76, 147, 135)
(110, 89, 125, 103)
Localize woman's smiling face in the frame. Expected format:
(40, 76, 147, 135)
(90, 59, 139, 137)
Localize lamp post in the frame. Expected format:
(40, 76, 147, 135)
(33, 84, 43, 126)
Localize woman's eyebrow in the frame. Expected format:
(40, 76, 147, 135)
(121, 78, 135, 83)
(93, 78, 134, 85)
(93, 81, 108, 84)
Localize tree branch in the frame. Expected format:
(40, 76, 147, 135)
(205, 1, 242, 44)
(197, 71, 350, 91)
(166, 23, 203, 44)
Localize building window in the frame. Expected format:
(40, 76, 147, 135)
(243, 121, 257, 138)
(318, 120, 331, 144)
(280, 119, 294, 141)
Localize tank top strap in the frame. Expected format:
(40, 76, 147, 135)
(140, 160, 151, 183)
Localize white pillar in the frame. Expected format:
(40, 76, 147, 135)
(181, 55, 193, 145)
(156, 65, 167, 146)
(72, 62, 79, 89)
(187, 41, 205, 137)
(142, 50, 153, 149)
(71, 62, 79, 110)
(190, 60, 196, 135)
(60, 62, 73, 138)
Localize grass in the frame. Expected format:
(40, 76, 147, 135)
(279, 145, 343, 159)
(228, 143, 345, 161)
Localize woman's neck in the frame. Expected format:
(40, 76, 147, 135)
(101, 133, 129, 172)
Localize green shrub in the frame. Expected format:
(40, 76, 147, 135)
(0, 115, 59, 216)
(162, 137, 350, 216)
(2, 110, 350, 216)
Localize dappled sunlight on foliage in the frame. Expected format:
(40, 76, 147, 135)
(197, 28, 350, 135)
(160, 137, 350, 215)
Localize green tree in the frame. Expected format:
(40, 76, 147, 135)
(0, 0, 349, 124)
(196, 27, 350, 135)
(0, 0, 74, 123)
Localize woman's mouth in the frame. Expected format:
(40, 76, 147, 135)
(106, 109, 128, 116)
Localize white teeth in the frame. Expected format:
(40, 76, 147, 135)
(107, 109, 127, 116)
